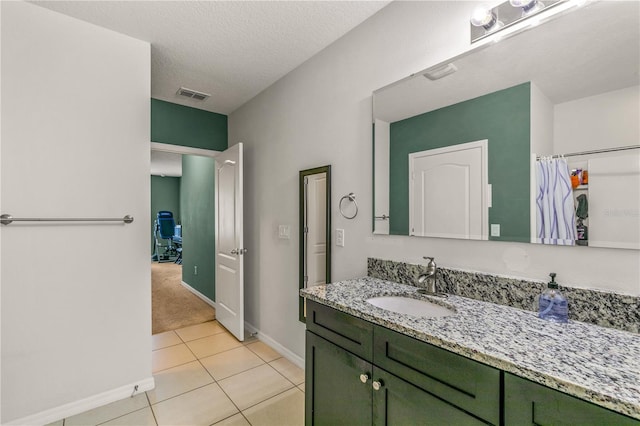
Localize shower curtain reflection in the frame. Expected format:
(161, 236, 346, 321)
(535, 157, 577, 245)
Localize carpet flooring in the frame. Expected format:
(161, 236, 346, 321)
(152, 262, 216, 335)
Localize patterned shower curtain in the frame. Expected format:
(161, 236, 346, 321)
(535, 157, 577, 245)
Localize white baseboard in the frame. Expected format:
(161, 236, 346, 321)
(181, 280, 217, 309)
(244, 321, 305, 370)
(5, 377, 155, 426)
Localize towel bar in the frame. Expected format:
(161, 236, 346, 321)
(1, 214, 134, 225)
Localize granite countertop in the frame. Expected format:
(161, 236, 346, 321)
(301, 277, 640, 420)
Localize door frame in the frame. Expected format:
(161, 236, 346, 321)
(150, 141, 220, 307)
(299, 165, 332, 323)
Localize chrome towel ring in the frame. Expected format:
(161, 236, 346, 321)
(339, 193, 358, 219)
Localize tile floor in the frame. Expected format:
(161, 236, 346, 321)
(48, 321, 305, 426)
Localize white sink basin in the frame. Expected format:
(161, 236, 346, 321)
(366, 296, 455, 318)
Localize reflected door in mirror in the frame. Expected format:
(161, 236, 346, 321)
(409, 140, 488, 239)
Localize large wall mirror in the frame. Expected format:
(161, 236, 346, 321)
(299, 166, 331, 322)
(373, 1, 639, 249)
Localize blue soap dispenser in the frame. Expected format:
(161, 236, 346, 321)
(538, 273, 568, 323)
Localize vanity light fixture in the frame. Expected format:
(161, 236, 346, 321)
(470, 5, 504, 33)
(510, 0, 546, 17)
(470, 0, 581, 44)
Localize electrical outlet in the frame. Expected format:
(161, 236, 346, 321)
(194, 265, 198, 275)
(491, 224, 500, 237)
(336, 229, 345, 247)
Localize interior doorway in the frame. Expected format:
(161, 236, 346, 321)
(150, 142, 219, 334)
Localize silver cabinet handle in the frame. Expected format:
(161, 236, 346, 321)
(372, 380, 383, 391)
(359, 374, 370, 384)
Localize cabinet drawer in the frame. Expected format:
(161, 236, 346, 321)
(306, 300, 373, 361)
(373, 325, 500, 425)
(504, 373, 640, 425)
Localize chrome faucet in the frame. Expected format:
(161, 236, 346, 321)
(417, 256, 447, 297)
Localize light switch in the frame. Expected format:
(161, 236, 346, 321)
(278, 225, 290, 239)
(491, 224, 500, 237)
(336, 229, 345, 247)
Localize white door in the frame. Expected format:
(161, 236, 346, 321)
(409, 140, 488, 239)
(305, 172, 327, 286)
(215, 143, 245, 341)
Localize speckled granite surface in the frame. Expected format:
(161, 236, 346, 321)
(301, 277, 640, 420)
(368, 258, 640, 333)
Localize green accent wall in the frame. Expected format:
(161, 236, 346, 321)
(150, 176, 181, 253)
(389, 82, 531, 242)
(151, 98, 228, 151)
(181, 155, 216, 301)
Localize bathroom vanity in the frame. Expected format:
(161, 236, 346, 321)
(301, 278, 640, 425)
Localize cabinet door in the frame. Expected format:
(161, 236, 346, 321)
(504, 373, 640, 425)
(306, 331, 372, 426)
(372, 367, 488, 426)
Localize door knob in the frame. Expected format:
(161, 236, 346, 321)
(359, 374, 370, 384)
(372, 380, 383, 391)
(240, 248, 248, 255)
(230, 249, 239, 255)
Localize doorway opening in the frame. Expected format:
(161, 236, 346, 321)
(150, 142, 219, 334)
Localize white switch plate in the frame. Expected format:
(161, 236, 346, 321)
(336, 229, 345, 247)
(491, 224, 500, 237)
(278, 225, 290, 239)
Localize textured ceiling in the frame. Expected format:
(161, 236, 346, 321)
(31, 0, 390, 115)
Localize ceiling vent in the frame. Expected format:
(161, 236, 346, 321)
(177, 87, 211, 101)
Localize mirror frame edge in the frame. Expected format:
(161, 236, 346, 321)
(299, 165, 332, 323)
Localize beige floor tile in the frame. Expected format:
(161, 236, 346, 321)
(44, 421, 63, 426)
(298, 383, 305, 393)
(147, 360, 214, 404)
(200, 346, 264, 380)
(152, 343, 197, 372)
(269, 357, 305, 385)
(213, 413, 251, 426)
(65, 394, 149, 426)
(174, 321, 226, 342)
(152, 383, 238, 426)
(218, 364, 294, 411)
(243, 388, 304, 426)
(101, 407, 156, 426)
(152, 330, 182, 350)
(186, 332, 243, 359)
(246, 341, 281, 362)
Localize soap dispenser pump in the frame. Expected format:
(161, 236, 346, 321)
(538, 273, 568, 323)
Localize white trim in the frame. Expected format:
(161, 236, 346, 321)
(530, 153, 538, 244)
(4, 377, 155, 426)
(150, 141, 220, 158)
(181, 281, 217, 309)
(244, 322, 305, 370)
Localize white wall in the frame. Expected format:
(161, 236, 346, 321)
(554, 85, 639, 154)
(1, 2, 152, 424)
(230, 0, 640, 362)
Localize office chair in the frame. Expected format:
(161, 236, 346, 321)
(153, 211, 179, 262)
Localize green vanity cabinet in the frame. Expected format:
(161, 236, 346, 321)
(504, 373, 640, 426)
(305, 331, 372, 426)
(305, 300, 499, 425)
